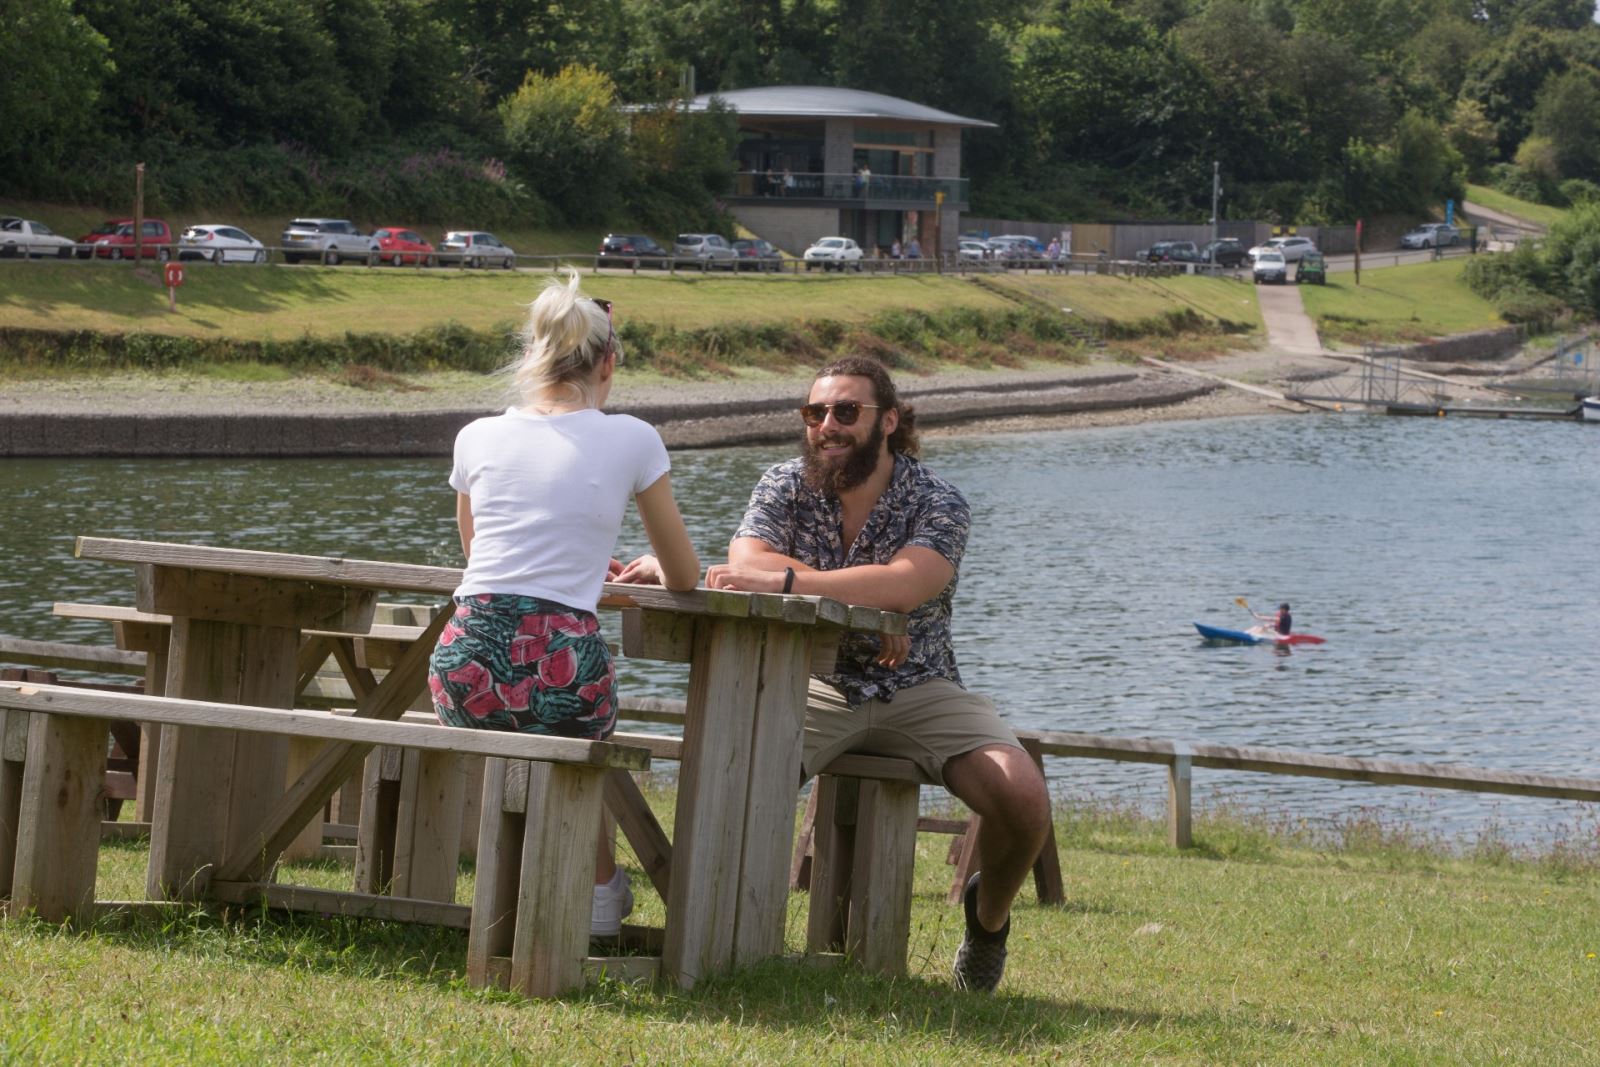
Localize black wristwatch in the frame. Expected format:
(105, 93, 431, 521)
(782, 566, 795, 594)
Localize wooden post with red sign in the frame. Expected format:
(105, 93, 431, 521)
(164, 262, 184, 312)
(1354, 219, 1363, 287)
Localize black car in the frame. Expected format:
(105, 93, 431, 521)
(1136, 240, 1201, 264)
(1200, 238, 1247, 267)
(596, 233, 670, 269)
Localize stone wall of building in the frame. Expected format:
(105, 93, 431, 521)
(726, 205, 840, 256)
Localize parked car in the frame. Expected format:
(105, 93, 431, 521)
(0, 217, 76, 258)
(1295, 250, 1327, 285)
(595, 233, 669, 269)
(280, 219, 378, 265)
(989, 234, 1046, 260)
(1137, 240, 1202, 264)
(958, 239, 991, 261)
(1247, 235, 1317, 263)
(439, 230, 516, 269)
(731, 238, 783, 271)
(75, 218, 173, 261)
(1399, 222, 1459, 249)
(802, 236, 864, 270)
(1253, 250, 1288, 284)
(178, 224, 266, 264)
(373, 227, 435, 267)
(1200, 238, 1247, 267)
(674, 233, 736, 266)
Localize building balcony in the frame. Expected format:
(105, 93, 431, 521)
(728, 171, 969, 209)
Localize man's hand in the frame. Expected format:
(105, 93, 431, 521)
(704, 561, 787, 594)
(614, 554, 666, 585)
(876, 632, 910, 668)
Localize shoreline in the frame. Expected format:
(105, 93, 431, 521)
(0, 354, 1307, 456)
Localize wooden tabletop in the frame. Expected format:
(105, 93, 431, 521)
(74, 537, 906, 635)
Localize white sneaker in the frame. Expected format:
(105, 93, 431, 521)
(591, 868, 634, 938)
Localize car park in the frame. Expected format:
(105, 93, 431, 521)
(1200, 238, 1247, 267)
(0, 217, 76, 258)
(802, 236, 864, 270)
(957, 239, 991, 261)
(595, 233, 670, 269)
(988, 234, 1046, 261)
(439, 231, 516, 269)
(1247, 235, 1317, 263)
(674, 233, 736, 266)
(1399, 222, 1459, 249)
(178, 224, 266, 264)
(1252, 250, 1288, 284)
(1137, 240, 1202, 264)
(1295, 250, 1327, 285)
(732, 238, 783, 271)
(76, 218, 174, 261)
(280, 219, 378, 265)
(373, 227, 435, 267)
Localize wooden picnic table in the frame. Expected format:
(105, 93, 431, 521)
(72, 536, 905, 989)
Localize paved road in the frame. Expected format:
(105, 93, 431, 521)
(1254, 282, 1324, 355)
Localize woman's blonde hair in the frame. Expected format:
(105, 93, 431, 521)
(513, 269, 620, 406)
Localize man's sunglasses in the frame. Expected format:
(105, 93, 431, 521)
(592, 297, 619, 363)
(799, 401, 880, 427)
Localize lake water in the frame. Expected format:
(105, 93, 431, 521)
(3, 413, 1595, 845)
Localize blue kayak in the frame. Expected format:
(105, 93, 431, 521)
(1194, 622, 1325, 646)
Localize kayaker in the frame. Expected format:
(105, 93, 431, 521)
(1251, 603, 1292, 636)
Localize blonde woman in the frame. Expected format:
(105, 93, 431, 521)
(428, 271, 699, 937)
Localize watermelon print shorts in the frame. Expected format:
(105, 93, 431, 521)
(428, 594, 617, 739)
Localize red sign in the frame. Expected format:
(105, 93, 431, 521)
(163, 262, 184, 288)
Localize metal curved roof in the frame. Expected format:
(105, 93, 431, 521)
(687, 86, 996, 128)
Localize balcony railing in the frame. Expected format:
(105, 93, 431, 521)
(729, 171, 968, 206)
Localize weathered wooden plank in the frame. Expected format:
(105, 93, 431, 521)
(732, 622, 812, 966)
(77, 537, 464, 595)
(138, 566, 378, 633)
(208, 880, 472, 929)
(620, 609, 696, 663)
(282, 737, 329, 863)
(0, 710, 24, 901)
(467, 758, 522, 989)
(804, 776, 856, 954)
(14, 713, 107, 923)
(582, 955, 660, 985)
(603, 767, 672, 900)
(510, 761, 606, 998)
(1020, 736, 1065, 905)
(847, 779, 919, 976)
(663, 617, 763, 988)
(391, 748, 466, 902)
(0, 637, 144, 675)
(1168, 744, 1193, 850)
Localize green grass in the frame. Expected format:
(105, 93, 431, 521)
(5, 797, 1599, 1064)
(1465, 184, 1567, 230)
(1299, 258, 1505, 345)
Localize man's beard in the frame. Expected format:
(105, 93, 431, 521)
(802, 417, 885, 495)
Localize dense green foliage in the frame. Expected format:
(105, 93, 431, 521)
(1464, 200, 1600, 321)
(7, 0, 1600, 226)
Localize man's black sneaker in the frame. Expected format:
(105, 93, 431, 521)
(952, 872, 1009, 992)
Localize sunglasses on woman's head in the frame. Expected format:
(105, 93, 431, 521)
(799, 400, 880, 427)
(591, 297, 619, 363)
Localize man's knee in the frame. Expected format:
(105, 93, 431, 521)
(945, 744, 1051, 836)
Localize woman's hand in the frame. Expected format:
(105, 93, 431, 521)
(613, 554, 665, 584)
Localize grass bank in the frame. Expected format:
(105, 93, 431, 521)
(4, 796, 1597, 1064)
(1464, 184, 1566, 230)
(1301, 258, 1505, 345)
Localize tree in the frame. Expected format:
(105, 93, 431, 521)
(0, 0, 111, 184)
(499, 64, 629, 222)
(1459, 24, 1573, 155)
(1530, 67, 1600, 179)
(1445, 97, 1499, 177)
(1476, 0, 1596, 32)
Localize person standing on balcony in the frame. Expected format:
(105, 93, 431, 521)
(783, 167, 795, 196)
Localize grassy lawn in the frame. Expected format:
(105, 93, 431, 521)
(991, 271, 1263, 332)
(1301, 258, 1504, 345)
(1464, 184, 1566, 230)
(4, 800, 1597, 1064)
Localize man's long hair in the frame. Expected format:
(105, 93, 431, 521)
(813, 356, 920, 458)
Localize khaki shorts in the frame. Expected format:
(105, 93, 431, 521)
(803, 677, 1023, 787)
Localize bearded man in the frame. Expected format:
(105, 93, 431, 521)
(705, 356, 1051, 993)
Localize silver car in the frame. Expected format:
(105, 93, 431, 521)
(1247, 235, 1317, 263)
(674, 233, 736, 266)
(440, 230, 516, 269)
(1400, 223, 1459, 249)
(280, 218, 378, 265)
(0, 217, 76, 258)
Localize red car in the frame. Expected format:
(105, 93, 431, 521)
(75, 218, 174, 261)
(373, 227, 435, 267)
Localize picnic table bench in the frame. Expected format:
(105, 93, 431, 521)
(15, 536, 906, 992)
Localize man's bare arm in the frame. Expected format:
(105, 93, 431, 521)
(708, 536, 952, 615)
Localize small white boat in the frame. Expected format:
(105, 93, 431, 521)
(1584, 396, 1600, 422)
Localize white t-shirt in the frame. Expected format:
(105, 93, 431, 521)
(449, 407, 671, 612)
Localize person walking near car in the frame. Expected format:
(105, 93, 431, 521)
(705, 356, 1052, 993)
(428, 270, 701, 942)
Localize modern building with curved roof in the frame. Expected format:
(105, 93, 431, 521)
(681, 85, 994, 257)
